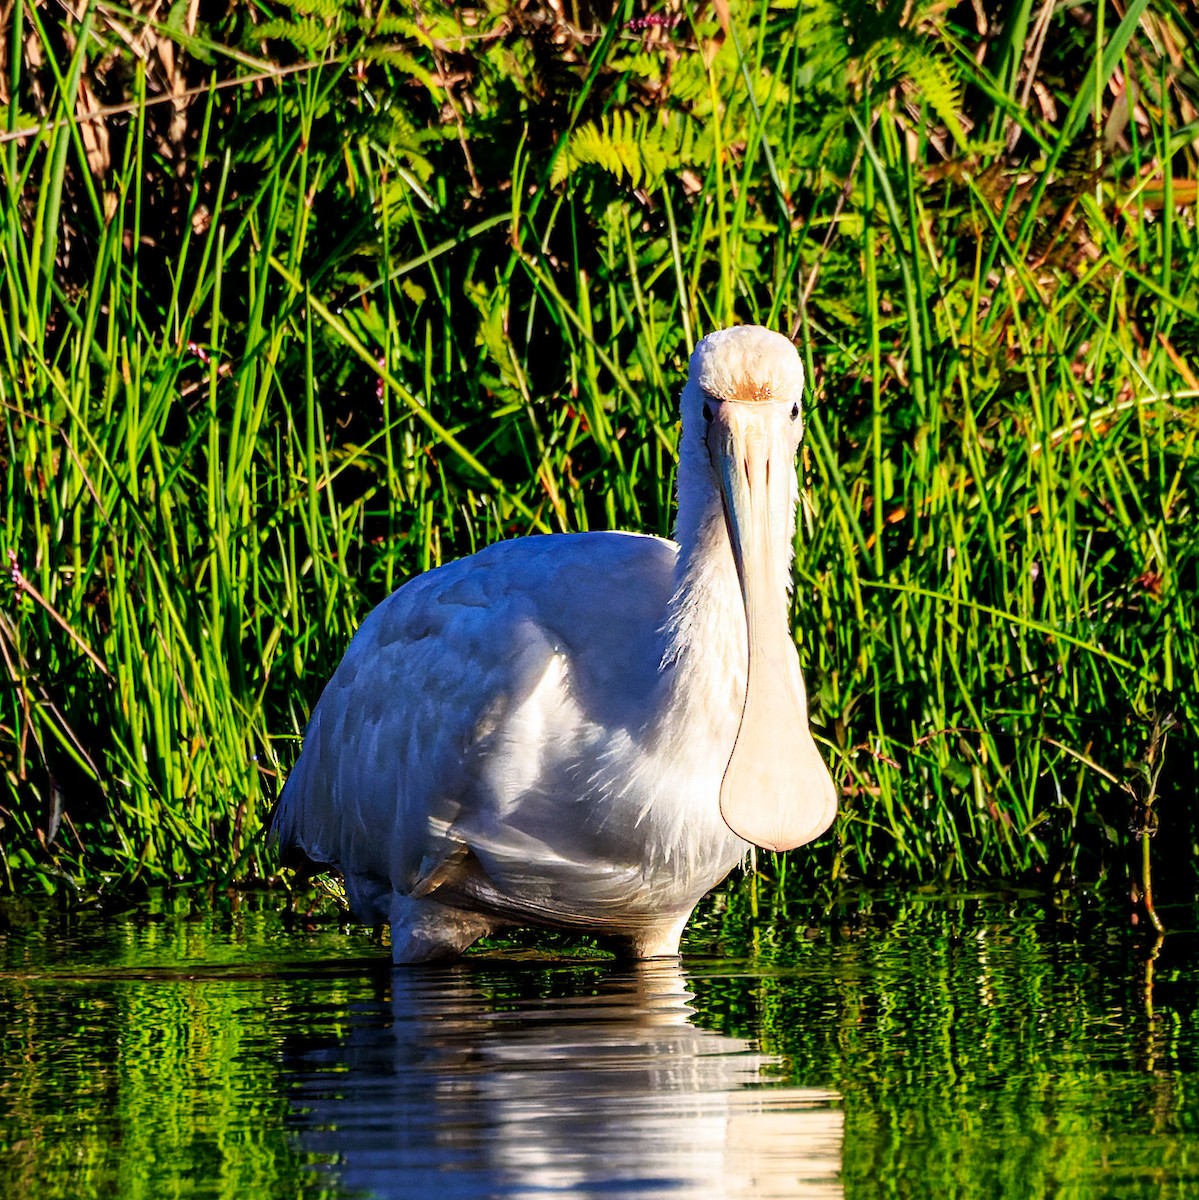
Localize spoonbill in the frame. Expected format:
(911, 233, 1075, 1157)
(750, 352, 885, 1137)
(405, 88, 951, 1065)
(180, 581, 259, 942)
(272, 325, 837, 962)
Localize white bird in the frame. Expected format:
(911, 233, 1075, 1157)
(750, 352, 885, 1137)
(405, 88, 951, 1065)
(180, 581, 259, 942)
(272, 325, 837, 963)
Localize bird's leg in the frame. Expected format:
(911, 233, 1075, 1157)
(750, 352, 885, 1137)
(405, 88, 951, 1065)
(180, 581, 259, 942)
(388, 893, 494, 964)
(624, 911, 692, 959)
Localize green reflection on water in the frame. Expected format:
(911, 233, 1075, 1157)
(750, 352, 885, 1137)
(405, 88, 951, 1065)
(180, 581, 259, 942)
(0, 896, 368, 1200)
(687, 895, 1199, 1197)
(1, 890, 1196, 1199)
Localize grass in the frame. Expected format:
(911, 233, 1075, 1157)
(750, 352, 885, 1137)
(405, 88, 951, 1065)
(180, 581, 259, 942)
(1, 0, 1197, 903)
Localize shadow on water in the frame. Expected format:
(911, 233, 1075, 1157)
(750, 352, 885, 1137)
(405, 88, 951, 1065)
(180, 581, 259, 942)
(285, 959, 842, 1198)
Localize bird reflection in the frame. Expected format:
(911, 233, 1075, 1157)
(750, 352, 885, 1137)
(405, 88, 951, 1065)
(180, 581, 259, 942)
(286, 959, 842, 1199)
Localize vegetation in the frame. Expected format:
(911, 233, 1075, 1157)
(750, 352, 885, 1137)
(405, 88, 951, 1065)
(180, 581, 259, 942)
(2, 0, 1197, 903)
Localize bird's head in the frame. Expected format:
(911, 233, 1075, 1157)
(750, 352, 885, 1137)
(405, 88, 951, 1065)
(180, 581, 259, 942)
(681, 326, 837, 853)
(686, 324, 806, 428)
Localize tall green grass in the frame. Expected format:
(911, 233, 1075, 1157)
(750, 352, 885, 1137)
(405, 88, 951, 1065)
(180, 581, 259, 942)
(1, 0, 1197, 900)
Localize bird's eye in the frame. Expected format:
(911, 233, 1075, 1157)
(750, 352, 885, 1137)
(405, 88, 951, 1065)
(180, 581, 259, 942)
(702, 402, 713, 423)
(790, 402, 800, 421)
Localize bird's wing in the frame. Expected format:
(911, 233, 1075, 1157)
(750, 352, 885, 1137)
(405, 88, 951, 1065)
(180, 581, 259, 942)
(271, 532, 679, 924)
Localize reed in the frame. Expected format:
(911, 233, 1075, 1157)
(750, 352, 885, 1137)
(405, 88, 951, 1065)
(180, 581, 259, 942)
(1, 0, 1196, 900)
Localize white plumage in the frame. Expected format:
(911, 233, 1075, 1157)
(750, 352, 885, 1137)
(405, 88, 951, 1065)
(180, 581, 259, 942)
(272, 326, 837, 962)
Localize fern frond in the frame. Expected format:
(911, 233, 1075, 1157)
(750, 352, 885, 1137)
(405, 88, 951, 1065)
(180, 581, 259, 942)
(372, 16, 422, 37)
(255, 16, 339, 54)
(554, 110, 701, 189)
(292, 0, 344, 21)
(892, 40, 966, 148)
(367, 45, 438, 90)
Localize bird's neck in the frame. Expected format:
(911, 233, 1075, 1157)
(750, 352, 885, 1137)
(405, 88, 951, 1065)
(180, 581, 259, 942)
(659, 481, 748, 716)
(660, 453, 801, 724)
(631, 488, 749, 865)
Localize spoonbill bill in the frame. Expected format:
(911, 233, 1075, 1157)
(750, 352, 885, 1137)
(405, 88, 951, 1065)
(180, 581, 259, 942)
(271, 325, 837, 962)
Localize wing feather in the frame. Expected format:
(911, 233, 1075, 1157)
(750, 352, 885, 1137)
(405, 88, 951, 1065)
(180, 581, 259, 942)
(271, 532, 680, 925)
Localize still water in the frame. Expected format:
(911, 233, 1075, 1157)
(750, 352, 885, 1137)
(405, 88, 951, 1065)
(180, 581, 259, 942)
(1, 888, 1196, 1198)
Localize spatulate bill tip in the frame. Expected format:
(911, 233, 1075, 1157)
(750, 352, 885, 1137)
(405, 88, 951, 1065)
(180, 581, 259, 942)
(719, 766, 838, 852)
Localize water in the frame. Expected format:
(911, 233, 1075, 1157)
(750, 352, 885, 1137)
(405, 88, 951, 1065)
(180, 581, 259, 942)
(1, 889, 1197, 1198)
